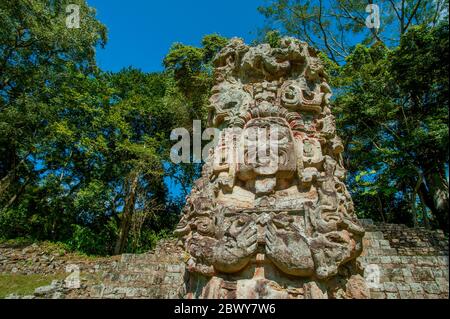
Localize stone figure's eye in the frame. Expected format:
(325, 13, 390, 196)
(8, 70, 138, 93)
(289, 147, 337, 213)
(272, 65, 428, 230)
(302, 89, 315, 100)
(224, 101, 237, 109)
(284, 86, 298, 99)
(237, 218, 246, 226)
(285, 91, 295, 99)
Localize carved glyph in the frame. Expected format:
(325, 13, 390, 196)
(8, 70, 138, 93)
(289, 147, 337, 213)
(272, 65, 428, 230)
(175, 37, 366, 298)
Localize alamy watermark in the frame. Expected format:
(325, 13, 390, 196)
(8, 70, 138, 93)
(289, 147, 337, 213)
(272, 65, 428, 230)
(366, 4, 381, 29)
(170, 121, 284, 166)
(65, 4, 80, 29)
(64, 264, 81, 288)
(364, 264, 381, 289)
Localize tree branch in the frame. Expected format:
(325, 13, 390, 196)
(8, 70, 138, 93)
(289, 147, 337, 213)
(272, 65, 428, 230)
(404, 0, 423, 33)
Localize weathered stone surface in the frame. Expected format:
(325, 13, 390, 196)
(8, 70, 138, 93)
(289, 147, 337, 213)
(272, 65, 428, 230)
(1, 222, 448, 299)
(34, 283, 57, 296)
(359, 222, 448, 299)
(175, 37, 366, 298)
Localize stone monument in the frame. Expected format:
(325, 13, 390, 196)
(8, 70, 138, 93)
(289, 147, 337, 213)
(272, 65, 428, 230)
(175, 37, 369, 299)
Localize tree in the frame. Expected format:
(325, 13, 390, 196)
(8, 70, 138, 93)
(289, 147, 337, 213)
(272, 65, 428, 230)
(162, 34, 229, 200)
(0, 1, 185, 254)
(105, 69, 174, 254)
(258, 0, 448, 62)
(390, 22, 449, 230)
(333, 22, 449, 230)
(0, 0, 106, 215)
(163, 34, 228, 122)
(258, 1, 449, 231)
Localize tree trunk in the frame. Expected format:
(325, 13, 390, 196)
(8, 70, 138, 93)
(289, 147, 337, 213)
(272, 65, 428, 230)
(0, 170, 14, 196)
(0, 153, 31, 196)
(114, 172, 139, 255)
(4, 177, 30, 210)
(424, 169, 449, 232)
(411, 173, 423, 228)
(417, 188, 427, 228)
(376, 194, 386, 222)
(411, 193, 418, 228)
(418, 167, 449, 233)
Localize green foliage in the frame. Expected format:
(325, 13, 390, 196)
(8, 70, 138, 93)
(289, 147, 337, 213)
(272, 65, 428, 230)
(67, 223, 116, 256)
(258, 0, 448, 230)
(258, 0, 448, 62)
(163, 34, 228, 122)
(334, 22, 449, 229)
(264, 30, 282, 48)
(128, 228, 174, 254)
(0, 2, 227, 255)
(161, 34, 229, 205)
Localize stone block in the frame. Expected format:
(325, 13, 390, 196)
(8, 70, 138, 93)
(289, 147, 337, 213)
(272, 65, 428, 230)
(383, 282, 398, 293)
(404, 276, 415, 284)
(379, 240, 391, 248)
(417, 257, 435, 266)
(413, 268, 434, 281)
(396, 283, 411, 291)
(423, 282, 440, 294)
(366, 256, 381, 264)
(436, 256, 449, 266)
(360, 219, 374, 226)
(370, 291, 386, 299)
(400, 256, 411, 264)
(386, 292, 399, 299)
(34, 284, 56, 296)
(370, 232, 385, 240)
(370, 241, 380, 248)
(390, 268, 404, 280)
(409, 283, 424, 294)
(399, 290, 414, 299)
(435, 278, 449, 293)
(402, 268, 413, 277)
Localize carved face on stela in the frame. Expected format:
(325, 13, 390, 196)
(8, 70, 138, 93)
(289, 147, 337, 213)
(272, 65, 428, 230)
(176, 37, 364, 282)
(210, 81, 326, 208)
(214, 109, 300, 200)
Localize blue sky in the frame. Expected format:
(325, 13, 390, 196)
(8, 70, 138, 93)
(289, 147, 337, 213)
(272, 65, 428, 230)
(87, 0, 266, 73)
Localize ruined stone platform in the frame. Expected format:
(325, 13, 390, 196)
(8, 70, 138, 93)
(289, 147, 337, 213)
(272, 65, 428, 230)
(87, 221, 448, 299)
(3, 221, 447, 299)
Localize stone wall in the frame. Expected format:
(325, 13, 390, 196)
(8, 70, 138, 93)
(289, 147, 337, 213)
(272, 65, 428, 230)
(2, 222, 448, 299)
(0, 242, 114, 275)
(359, 220, 448, 299)
(86, 241, 187, 299)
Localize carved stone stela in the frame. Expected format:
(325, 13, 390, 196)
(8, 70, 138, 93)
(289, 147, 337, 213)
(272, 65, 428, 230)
(175, 38, 369, 299)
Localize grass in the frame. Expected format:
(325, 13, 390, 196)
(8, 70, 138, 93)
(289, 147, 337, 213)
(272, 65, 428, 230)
(0, 237, 34, 248)
(0, 273, 67, 299)
(0, 237, 102, 259)
(0, 238, 115, 299)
